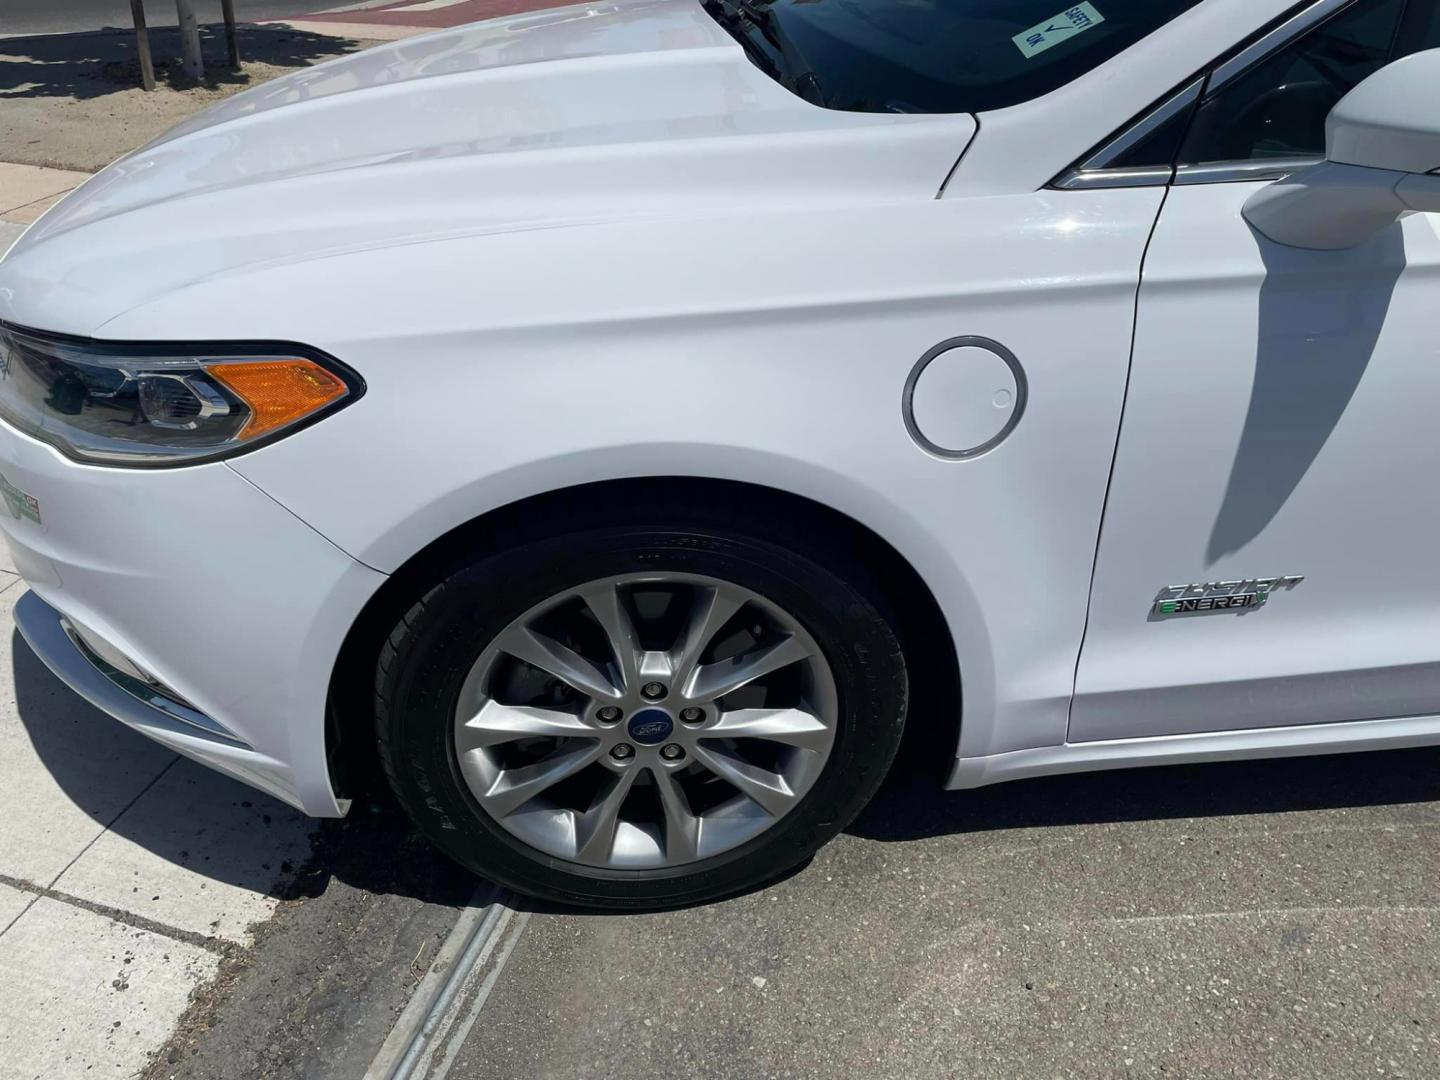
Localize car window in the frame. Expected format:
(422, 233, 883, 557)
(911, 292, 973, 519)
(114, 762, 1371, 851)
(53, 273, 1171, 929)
(702, 0, 1205, 114)
(1178, 0, 1439, 166)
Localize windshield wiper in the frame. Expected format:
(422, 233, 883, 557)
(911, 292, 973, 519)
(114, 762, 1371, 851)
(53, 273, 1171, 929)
(702, 0, 827, 106)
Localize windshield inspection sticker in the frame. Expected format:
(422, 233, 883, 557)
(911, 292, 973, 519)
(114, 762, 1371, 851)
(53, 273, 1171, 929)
(1013, 3, 1106, 58)
(0, 472, 40, 524)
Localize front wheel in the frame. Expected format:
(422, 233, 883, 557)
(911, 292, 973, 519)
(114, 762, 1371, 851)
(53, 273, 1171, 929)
(374, 515, 908, 909)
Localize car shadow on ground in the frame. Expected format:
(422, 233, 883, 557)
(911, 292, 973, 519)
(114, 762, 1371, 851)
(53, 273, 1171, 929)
(17, 617, 1440, 913)
(11, 628, 474, 909)
(851, 742, 1440, 842)
(0, 25, 366, 100)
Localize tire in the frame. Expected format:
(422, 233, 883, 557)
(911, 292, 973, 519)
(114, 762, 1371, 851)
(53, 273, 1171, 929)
(374, 509, 908, 909)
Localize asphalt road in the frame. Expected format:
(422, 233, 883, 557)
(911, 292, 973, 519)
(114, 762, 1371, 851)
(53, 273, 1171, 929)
(167, 747, 1440, 1079)
(1, 0, 343, 38)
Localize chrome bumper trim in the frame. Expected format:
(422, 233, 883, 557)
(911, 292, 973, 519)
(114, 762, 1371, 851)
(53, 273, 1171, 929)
(14, 590, 251, 749)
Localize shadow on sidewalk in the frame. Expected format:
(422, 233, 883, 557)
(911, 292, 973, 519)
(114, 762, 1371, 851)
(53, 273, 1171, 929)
(12, 627, 473, 909)
(0, 24, 366, 101)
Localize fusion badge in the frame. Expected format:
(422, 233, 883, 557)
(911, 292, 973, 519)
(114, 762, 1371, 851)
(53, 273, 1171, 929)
(1151, 576, 1303, 618)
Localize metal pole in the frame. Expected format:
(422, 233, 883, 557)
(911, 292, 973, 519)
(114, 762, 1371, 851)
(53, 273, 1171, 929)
(221, 0, 240, 69)
(175, 0, 204, 81)
(130, 0, 156, 91)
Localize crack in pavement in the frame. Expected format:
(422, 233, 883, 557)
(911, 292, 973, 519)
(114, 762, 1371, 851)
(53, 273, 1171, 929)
(0, 870, 233, 953)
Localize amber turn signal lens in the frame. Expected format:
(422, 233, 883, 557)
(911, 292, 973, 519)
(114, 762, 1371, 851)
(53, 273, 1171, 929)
(206, 358, 348, 440)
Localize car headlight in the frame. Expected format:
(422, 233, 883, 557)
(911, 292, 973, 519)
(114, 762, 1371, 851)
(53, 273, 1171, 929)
(0, 322, 363, 466)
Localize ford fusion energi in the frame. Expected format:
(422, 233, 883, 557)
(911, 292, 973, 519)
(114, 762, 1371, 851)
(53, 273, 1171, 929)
(1, 0, 1438, 907)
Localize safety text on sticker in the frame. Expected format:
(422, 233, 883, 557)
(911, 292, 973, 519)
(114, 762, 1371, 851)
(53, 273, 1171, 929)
(1013, 3, 1106, 59)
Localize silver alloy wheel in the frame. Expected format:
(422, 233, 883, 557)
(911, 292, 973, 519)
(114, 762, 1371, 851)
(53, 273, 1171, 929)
(453, 572, 839, 870)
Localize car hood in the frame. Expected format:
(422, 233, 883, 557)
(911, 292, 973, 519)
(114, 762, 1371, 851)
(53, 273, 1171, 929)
(0, 0, 974, 337)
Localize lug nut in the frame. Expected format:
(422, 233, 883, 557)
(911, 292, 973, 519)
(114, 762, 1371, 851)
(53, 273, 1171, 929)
(610, 743, 635, 761)
(660, 743, 685, 761)
(641, 681, 667, 701)
(679, 707, 704, 724)
(596, 706, 623, 723)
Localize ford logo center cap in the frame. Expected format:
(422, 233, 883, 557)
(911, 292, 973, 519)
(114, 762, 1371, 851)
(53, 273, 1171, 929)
(627, 709, 674, 745)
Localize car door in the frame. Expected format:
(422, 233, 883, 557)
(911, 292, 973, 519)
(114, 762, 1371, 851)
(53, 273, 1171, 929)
(1071, 0, 1440, 742)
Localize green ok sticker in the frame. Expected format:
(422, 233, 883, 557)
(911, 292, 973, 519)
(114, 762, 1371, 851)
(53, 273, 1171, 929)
(1013, 3, 1106, 58)
(0, 472, 40, 524)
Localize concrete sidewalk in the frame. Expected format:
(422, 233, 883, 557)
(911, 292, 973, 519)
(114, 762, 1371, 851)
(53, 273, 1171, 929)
(0, 163, 91, 260)
(0, 162, 90, 227)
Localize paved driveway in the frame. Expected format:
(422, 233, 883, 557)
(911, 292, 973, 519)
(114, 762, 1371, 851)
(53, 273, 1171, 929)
(434, 752, 1440, 1079)
(164, 726, 1440, 1079)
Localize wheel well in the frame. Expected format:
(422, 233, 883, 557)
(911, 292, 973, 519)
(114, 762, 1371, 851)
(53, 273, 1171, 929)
(326, 478, 961, 802)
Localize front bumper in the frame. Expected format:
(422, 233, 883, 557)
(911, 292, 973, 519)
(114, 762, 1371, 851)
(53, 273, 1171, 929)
(0, 420, 386, 816)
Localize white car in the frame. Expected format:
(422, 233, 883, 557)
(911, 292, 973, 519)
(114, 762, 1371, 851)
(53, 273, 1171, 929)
(0, 0, 1437, 908)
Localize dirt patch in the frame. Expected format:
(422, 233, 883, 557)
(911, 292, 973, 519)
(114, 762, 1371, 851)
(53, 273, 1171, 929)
(0, 24, 380, 172)
(139, 789, 479, 1080)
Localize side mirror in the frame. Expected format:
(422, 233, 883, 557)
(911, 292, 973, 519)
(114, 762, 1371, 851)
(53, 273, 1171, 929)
(1243, 48, 1440, 250)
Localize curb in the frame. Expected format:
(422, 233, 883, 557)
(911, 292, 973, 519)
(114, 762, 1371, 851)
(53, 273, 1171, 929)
(364, 885, 529, 1080)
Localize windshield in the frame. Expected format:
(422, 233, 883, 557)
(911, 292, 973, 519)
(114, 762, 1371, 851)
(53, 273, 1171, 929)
(702, 0, 1207, 113)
